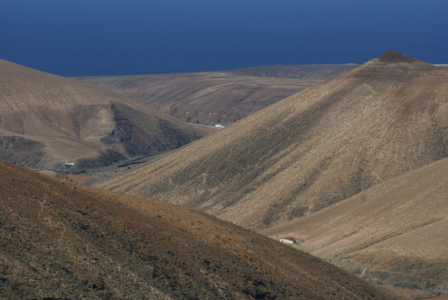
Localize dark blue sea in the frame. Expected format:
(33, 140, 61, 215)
(1, 0, 447, 77)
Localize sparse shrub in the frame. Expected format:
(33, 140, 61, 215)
(393, 281, 421, 290)
(425, 281, 436, 289)
(374, 279, 383, 285)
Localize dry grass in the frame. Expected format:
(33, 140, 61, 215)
(0, 160, 401, 299)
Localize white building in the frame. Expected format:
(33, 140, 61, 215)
(279, 238, 296, 244)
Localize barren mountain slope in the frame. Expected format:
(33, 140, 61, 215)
(96, 50, 448, 230)
(435, 65, 448, 71)
(226, 64, 357, 79)
(77, 65, 356, 125)
(0, 59, 212, 168)
(0, 160, 401, 300)
(262, 157, 448, 288)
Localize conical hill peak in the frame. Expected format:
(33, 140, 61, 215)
(377, 49, 417, 63)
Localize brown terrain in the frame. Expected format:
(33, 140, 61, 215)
(0, 59, 213, 169)
(96, 50, 448, 231)
(77, 64, 356, 125)
(262, 157, 448, 289)
(385, 286, 448, 299)
(435, 65, 448, 71)
(0, 160, 402, 299)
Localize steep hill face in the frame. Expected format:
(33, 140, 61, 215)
(0, 59, 211, 168)
(96, 50, 448, 231)
(77, 65, 355, 126)
(262, 157, 448, 288)
(0, 160, 400, 299)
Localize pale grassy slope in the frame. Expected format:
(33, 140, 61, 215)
(96, 51, 448, 231)
(0, 59, 211, 167)
(262, 157, 448, 287)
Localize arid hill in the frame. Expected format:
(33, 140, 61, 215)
(226, 64, 358, 79)
(0, 59, 212, 169)
(77, 65, 356, 125)
(96, 50, 448, 231)
(0, 160, 400, 300)
(262, 157, 448, 289)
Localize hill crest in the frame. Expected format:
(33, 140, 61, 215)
(377, 49, 418, 63)
(96, 51, 448, 232)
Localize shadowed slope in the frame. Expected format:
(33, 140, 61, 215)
(262, 157, 448, 288)
(96, 51, 448, 231)
(77, 64, 356, 125)
(0, 160, 400, 299)
(0, 59, 212, 168)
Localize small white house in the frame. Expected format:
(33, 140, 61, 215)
(65, 162, 75, 166)
(279, 238, 296, 245)
(215, 124, 225, 128)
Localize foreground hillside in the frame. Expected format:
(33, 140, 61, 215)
(78, 65, 356, 125)
(96, 50, 448, 230)
(0, 160, 400, 299)
(262, 157, 448, 288)
(0, 59, 211, 169)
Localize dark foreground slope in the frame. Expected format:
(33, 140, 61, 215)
(96, 51, 448, 230)
(78, 65, 356, 125)
(0, 160, 400, 300)
(0, 59, 212, 169)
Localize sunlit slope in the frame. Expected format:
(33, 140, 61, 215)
(0, 59, 211, 168)
(97, 50, 448, 230)
(0, 160, 400, 299)
(262, 157, 448, 287)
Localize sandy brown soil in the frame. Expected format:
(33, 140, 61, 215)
(0, 160, 402, 299)
(0, 59, 212, 169)
(77, 64, 356, 125)
(37, 170, 57, 177)
(383, 286, 448, 299)
(67, 173, 92, 184)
